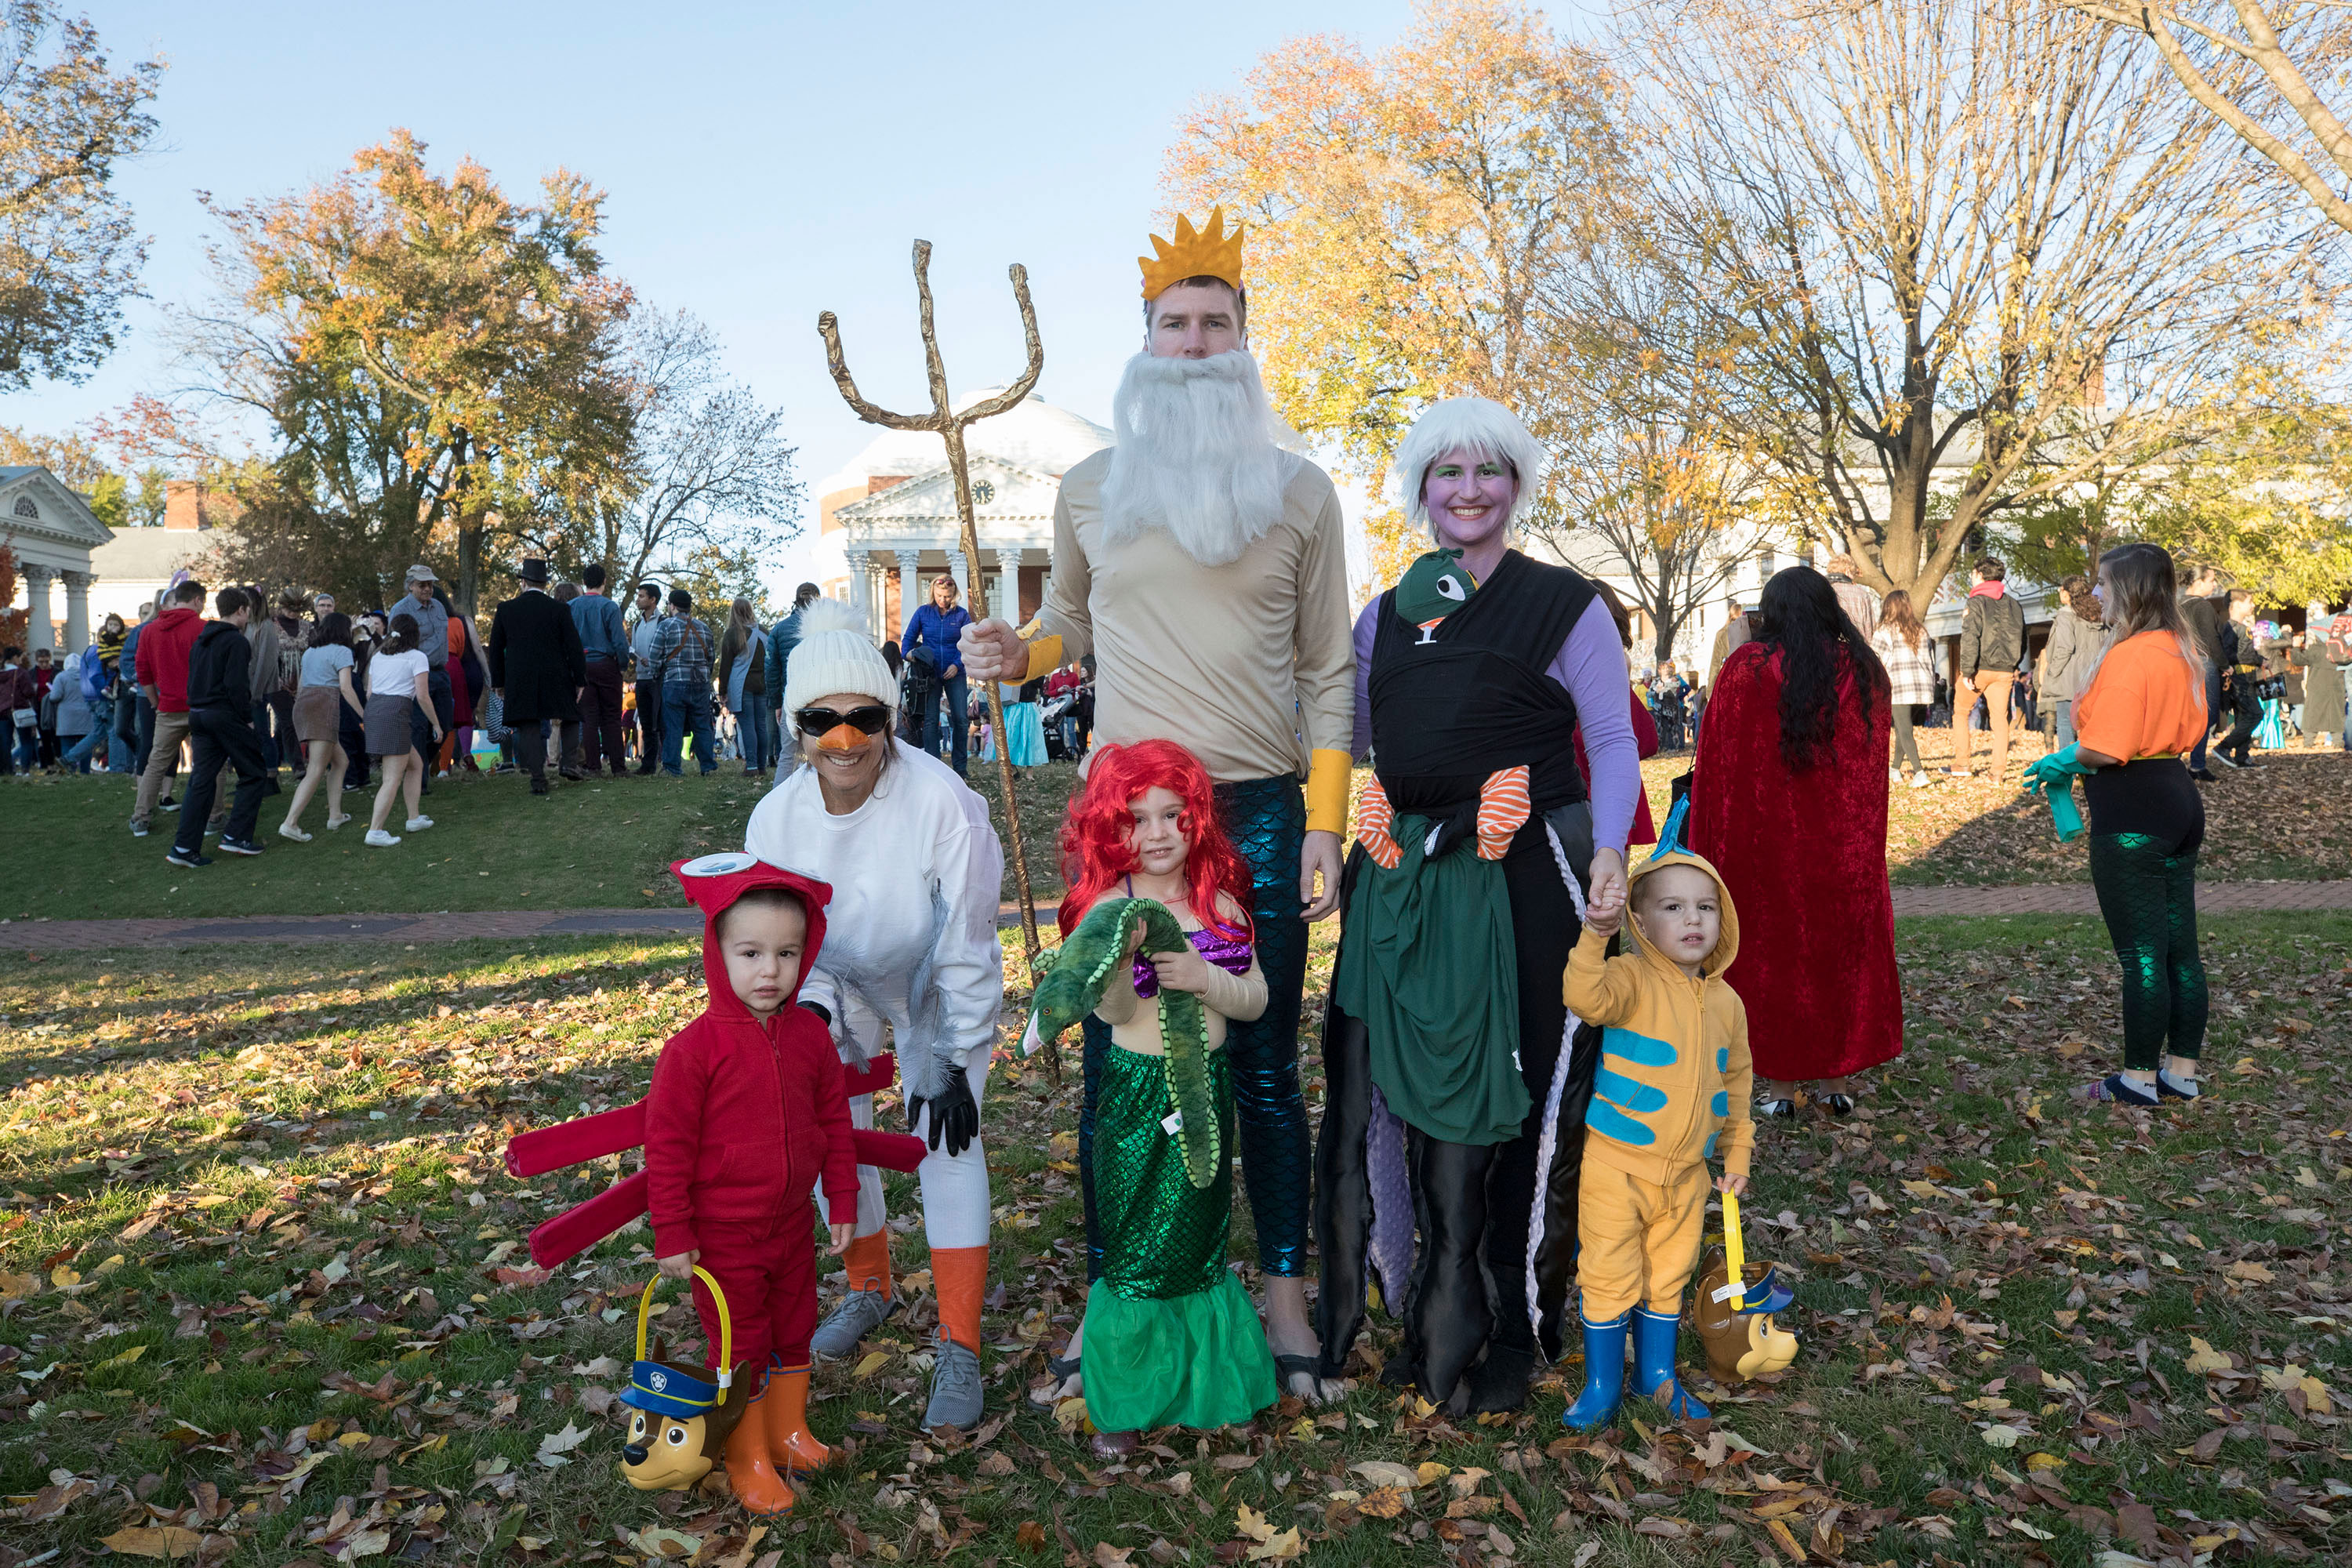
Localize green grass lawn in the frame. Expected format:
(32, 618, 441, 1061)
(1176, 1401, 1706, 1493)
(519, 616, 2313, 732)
(9, 731, 2349, 927)
(1, 913, 2346, 1565)
(0, 768, 779, 924)
(0, 760, 1085, 927)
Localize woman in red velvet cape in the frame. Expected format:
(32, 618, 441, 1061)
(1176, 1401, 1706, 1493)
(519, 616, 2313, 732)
(1688, 568, 1902, 1113)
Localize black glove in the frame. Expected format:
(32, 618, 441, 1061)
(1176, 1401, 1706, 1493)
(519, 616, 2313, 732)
(909, 1069, 978, 1158)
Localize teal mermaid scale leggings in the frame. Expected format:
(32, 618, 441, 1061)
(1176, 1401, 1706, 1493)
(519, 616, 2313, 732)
(2087, 833, 2208, 1072)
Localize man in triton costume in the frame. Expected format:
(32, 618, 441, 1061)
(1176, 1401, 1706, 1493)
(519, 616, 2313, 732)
(962, 208, 1353, 1398)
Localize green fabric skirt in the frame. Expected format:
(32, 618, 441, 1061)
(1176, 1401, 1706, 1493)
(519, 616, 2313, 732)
(1084, 1042, 1277, 1433)
(1330, 814, 1528, 1145)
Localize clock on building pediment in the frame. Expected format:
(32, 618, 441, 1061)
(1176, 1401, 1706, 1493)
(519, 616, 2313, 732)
(971, 480, 995, 506)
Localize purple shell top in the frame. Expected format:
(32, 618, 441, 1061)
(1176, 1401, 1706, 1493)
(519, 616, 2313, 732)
(1132, 927, 1254, 998)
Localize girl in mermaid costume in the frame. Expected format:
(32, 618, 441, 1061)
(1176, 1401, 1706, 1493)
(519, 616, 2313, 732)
(1025, 740, 1280, 1454)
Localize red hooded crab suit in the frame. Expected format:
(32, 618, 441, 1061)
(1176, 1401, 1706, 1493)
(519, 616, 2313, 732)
(508, 856, 927, 1513)
(645, 853, 861, 1371)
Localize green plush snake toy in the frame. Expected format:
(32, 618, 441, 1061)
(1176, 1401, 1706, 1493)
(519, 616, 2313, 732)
(1027, 898, 1220, 1191)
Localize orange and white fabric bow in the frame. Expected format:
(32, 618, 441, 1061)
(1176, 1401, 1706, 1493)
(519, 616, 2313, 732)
(1354, 765, 1531, 869)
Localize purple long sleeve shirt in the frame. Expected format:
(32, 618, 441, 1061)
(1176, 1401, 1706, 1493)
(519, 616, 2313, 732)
(1350, 593, 1640, 857)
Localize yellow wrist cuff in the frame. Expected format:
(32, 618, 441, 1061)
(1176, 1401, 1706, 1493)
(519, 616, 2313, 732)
(1304, 749, 1353, 837)
(1015, 624, 1062, 680)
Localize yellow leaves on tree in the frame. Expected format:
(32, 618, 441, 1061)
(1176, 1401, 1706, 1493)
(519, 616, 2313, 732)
(193, 130, 633, 613)
(1164, 0, 1622, 478)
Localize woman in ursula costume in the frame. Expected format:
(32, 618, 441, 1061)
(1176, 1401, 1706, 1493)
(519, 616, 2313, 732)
(742, 599, 1006, 1433)
(1312, 397, 1642, 1414)
(1025, 740, 1279, 1454)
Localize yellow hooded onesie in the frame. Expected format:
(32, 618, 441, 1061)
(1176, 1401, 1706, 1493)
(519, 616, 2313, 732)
(1563, 836, 1752, 1319)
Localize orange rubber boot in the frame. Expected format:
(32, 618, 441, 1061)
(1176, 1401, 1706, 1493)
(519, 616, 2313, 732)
(722, 1377, 797, 1516)
(764, 1363, 832, 1473)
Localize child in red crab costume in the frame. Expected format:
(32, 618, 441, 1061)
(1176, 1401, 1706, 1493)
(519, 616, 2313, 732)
(503, 851, 927, 1515)
(647, 851, 857, 1516)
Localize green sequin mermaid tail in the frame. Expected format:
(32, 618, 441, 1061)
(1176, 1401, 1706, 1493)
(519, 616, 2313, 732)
(1082, 1043, 1277, 1433)
(2088, 833, 2208, 1073)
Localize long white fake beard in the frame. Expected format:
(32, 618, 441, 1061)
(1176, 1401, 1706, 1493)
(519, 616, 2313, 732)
(1100, 350, 1291, 568)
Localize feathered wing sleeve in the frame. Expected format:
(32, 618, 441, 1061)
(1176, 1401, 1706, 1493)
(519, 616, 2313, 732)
(932, 782, 1007, 1073)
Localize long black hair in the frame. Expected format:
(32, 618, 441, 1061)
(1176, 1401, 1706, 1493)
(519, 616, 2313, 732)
(1756, 566, 1889, 771)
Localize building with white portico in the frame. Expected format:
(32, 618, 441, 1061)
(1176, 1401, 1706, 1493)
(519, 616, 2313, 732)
(808, 391, 1112, 644)
(0, 466, 112, 654)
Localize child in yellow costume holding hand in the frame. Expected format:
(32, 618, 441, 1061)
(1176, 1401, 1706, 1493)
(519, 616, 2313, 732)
(1563, 800, 1753, 1428)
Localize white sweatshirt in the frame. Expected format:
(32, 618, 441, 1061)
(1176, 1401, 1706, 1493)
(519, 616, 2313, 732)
(743, 742, 1004, 1099)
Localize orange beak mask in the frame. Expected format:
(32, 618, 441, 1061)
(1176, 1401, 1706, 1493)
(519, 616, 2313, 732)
(816, 723, 866, 753)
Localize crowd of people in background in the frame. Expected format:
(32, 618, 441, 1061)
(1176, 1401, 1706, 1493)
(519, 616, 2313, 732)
(895, 570, 1094, 775)
(1602, 556, 2352, 790)
(6, 557, 1090, 868)
(5, 550, 2332, 866)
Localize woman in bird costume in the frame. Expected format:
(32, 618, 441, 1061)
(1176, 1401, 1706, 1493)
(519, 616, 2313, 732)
(1024, 740, 1279, 1454)
(1312, 397, 1646, 1414)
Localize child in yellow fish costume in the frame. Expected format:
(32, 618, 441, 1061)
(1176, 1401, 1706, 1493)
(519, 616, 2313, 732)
(1562, 798, 1753, 1428)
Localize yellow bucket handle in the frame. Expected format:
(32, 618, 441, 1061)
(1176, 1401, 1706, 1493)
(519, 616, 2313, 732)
(635, 1267, 734, 1389)
(1722, 1189, 1746, 1314)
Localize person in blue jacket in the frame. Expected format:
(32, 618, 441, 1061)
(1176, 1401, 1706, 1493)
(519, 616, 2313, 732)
(902, 574, 973, 776)
(765, 582, 820, 777)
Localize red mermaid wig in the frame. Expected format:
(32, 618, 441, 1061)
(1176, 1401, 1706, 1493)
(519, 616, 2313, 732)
(1058, 739, 1252, 942)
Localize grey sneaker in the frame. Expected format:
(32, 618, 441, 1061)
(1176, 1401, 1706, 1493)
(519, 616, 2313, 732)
(809, 1286, 894, 1361)
(924, 1336, 983, 1432)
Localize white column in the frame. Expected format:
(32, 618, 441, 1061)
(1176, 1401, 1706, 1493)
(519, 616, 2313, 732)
(20, 563, 54, 652)
(61, 569, 92, 654)
(946, 548, 972, 612)
(894, 547, 923, 641)
(844, 548, 870, 629)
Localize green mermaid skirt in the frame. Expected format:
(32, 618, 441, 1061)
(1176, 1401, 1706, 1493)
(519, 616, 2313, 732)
(1083, 1044, 1278, 1434)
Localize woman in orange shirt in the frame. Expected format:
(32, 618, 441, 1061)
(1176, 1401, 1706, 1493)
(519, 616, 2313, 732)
(2026, 543, 2209, 1107)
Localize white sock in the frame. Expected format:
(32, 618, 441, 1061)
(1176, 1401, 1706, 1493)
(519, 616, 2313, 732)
(2159, 1069, 2200, 1098)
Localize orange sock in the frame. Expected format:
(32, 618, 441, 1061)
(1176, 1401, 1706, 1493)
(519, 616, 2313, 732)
(841, 1230, 891, 1296)
(931, 1245, 988, 1352)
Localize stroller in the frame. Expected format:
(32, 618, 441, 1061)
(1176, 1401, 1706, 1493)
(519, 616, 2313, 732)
(1040, 688, 1078, 760)
(900, 644, 939, 746)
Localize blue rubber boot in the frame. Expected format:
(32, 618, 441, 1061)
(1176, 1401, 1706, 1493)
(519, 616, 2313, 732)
(1562, 1312, 1629, 1431)
(1632, 1303, 1709, 1419)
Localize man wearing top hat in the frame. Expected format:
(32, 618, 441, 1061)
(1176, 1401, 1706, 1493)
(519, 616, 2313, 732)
(488, 557, 587, 795)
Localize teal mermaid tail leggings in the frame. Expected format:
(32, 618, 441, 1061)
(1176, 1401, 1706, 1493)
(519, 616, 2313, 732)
(2087, 833, 2208, 1071)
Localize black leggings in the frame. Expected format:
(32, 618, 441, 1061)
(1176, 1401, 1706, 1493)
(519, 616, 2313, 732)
(1890, 705, 1923, 774)
(2082, 760, 2208, 1071)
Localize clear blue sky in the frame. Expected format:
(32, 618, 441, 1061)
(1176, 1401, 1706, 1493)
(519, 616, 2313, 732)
(2, 0, 1425, 590)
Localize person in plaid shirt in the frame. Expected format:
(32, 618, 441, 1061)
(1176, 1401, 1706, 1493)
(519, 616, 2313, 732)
(652, 587, 717, 776)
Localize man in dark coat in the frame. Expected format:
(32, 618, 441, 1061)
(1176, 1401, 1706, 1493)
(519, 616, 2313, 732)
(488, 558, 586, 795)
(169, 586, 272, 865)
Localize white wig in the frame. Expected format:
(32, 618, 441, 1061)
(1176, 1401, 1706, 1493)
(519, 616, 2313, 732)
(1396, 397, 1549, 537)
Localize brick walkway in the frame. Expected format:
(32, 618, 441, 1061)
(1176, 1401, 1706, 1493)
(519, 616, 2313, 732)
(6, 882, 2350, 953)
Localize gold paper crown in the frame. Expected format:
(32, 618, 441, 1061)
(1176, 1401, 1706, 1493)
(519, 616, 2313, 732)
(1139, 207, 1245, 300)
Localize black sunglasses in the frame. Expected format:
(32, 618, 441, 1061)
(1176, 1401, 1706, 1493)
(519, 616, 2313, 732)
(795, 705, 891, 738)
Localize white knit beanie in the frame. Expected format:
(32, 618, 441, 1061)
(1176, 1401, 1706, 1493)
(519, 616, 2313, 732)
(782, 598, 898, 717)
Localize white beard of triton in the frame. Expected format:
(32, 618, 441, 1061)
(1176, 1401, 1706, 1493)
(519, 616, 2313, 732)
(1101, 349, 1291, 568)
